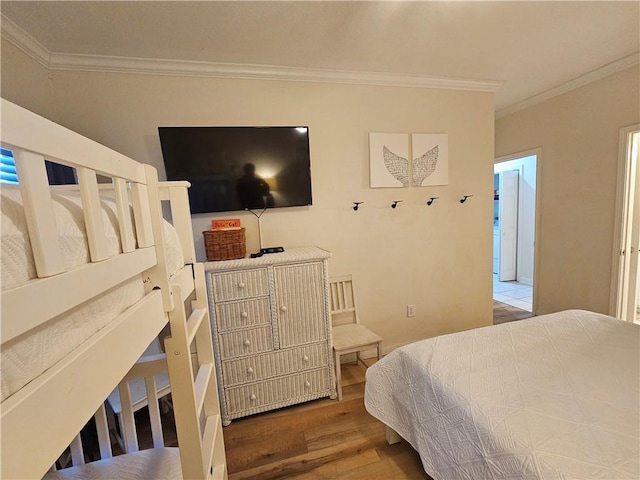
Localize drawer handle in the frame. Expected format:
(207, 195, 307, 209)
(304, 381, 311, 388)
(302, 355, 309, 362)
(280, 305, 288, 312)
(238, 282, 246, 289)
(241, 311, 248, 319)
(250, 393, 257, 401)
(243, 339, 251, 347)
(246, 367, 254, 375)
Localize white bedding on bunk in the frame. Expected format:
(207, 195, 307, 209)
(0, 185, 184, 402)
(42, 447, 183, 480)
(364, 309, 640, 480)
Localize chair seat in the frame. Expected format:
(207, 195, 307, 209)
(332, 323, 382, 352)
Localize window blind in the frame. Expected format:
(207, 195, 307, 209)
(0, 148, 18, 184)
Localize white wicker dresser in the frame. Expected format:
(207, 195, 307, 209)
(204, 246, 337, 425)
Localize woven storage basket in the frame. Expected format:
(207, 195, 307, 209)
(203, 228, 246, 261)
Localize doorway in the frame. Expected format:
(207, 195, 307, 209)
(493, 152, 538, 312)
(611, 125, 640, 323)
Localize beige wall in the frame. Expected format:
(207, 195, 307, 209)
(2, 41, 495, 350)
(0, 41, 56, 119)
(496, 65, 640, 315)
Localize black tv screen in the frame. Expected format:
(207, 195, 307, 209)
(158, 126, 312, 214)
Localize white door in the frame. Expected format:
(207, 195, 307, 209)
(616, 130, 640, 321)
(499, 170, 519, 281)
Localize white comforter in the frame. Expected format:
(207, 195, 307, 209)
(1, 185, 183, 401)
(365, 310, 640, 479)
(43, 447, 182, 480)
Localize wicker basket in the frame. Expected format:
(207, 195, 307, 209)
(203, 228, 246, 261)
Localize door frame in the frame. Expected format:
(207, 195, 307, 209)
(610, 124, 640, 319)
(498, 169, 519, 281)
(495, 148, 542, 315)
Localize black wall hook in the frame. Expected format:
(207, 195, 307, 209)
(460, 195, 473, 204)
(353, 202, 364, 211)
(391, 200, 403, 209)
(427, 197, 439, 206)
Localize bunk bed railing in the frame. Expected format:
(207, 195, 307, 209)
(1, 289, 167, 479)
(1, 248, 157, 344)
(45, 353, 175, 473)
(0, 99, 173, 479)
(1, 99, 150, 271)
(158, 181, 196, 265)
(0, 101, 186, 339)
(0, 99, 227, 480)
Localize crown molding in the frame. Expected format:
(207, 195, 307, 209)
(49, 52, 504, 93)
(4, 11, 635, 111)
(1, 14, 50, 66)
(1, 13, 501, 93)
(496, 53, 640, 119)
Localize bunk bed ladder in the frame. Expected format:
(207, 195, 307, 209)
(164, 263, 227, 480)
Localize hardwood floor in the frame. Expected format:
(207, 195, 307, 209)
(224, 360, 428, 480)
(224, 301, 534, 479)
(493, 299, 533, 324)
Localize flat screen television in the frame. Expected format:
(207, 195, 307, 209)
(158, 126, 312, 214)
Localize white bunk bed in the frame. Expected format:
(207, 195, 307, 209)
(0, 99, 227, 479)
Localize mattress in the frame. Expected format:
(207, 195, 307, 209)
(365, 309, 640, 479)
(42, 447, 182, 480)
(1, 185, 184, 402)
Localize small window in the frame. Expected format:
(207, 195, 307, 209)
(0, 148, 18, 184)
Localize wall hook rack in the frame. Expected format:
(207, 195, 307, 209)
(460, 195, 473, 204)
(391, 200, 403, 209)
(353, 202, 364, 211)
(427, 197, 439, 206)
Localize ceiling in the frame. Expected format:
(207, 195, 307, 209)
(1, 1, 638, 115)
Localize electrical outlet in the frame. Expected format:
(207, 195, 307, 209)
(407, 304, 416, 317)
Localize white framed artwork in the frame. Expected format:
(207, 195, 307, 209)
(369, 133, 409, 188)
(411, 133, 449, 187)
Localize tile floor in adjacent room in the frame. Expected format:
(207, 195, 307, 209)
(493, 274, 533, 312)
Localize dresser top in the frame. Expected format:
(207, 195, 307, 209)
(204, 246, 331, 271)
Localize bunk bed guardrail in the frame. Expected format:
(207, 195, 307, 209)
(0, 99, 226, 479)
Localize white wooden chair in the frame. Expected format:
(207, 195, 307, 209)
(329, 275, 382, 401)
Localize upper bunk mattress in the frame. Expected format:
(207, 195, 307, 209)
(1, 185, 184, 402)
(364, 309, 640, 479)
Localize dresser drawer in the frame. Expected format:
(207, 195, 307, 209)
(218, 325, 273, 359)
(222, 343, 328, 386)
(210, 268, 268, 302)
(215, 297, 271, 332)
(225, 368, 331, 416)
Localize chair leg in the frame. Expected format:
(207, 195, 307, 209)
(334, 349, 343, 401)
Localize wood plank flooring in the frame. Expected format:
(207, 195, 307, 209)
(493, 299, 534, 324)
(224, 301, 533, 479)
(224, 360, 428, 480)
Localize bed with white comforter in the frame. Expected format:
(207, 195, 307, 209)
(364, 309, 639, 479)
(1, 185, 184, 402)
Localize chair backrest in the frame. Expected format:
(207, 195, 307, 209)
(328, 275, 359, 327)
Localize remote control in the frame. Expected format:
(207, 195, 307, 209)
(260, 246, 285, 254)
